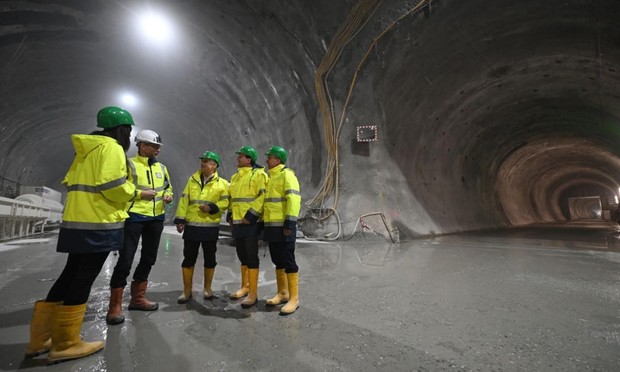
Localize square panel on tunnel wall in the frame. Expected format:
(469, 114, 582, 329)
(356, 125, 378, 142)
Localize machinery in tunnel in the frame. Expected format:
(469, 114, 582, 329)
(0, 185, 63, 241)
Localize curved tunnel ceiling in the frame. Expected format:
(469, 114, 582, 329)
(1, 0, 620, 237)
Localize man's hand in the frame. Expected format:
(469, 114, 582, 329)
(283, 228, 292, 237)
(163, 194, 173, 204)
(199, 204, 211, 213)
(176, 223, 185, 233)
(242, 217, 251, 225)
(141, 189, 157, 201)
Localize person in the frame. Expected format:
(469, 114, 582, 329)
(262, 146, 301, 315)
(106, 129, 173, 325)
(24, 106, 138, 364)
(227, 146, 268, 308)
(174, 151, 229, 303)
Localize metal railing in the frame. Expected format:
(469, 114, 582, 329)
(0, 196, 50, 242)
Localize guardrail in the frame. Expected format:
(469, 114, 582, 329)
(0, 196, 49, 241)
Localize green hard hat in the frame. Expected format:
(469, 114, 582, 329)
(200, 151, 221, 167)
(265, 146, 288, 164)
(236, 146, 258, 163)
(96, 106, 135, 129)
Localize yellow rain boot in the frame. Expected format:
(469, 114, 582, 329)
(106, 288, 125, 325)
(241, 268, 259, 308)
(47, 304, 104, 364)
(279, 272, 299, 315)
(229, 265, 249, 299)
(25, 300, 61, 358)
(203, 268, 215, 299)
(265, 269, 289, 306)
(177, 266, 194, 304)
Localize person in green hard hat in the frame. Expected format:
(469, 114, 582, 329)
(262, 146, 302, 315)
(24, 106, 138, 364)
(174, 151, 229, 304)
(227, 146, 268, 308)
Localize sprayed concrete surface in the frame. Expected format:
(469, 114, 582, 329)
(0, 223, 619, 371)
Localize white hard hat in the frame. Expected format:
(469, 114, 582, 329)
(135, 129, 162, 145)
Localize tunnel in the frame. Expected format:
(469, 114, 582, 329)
(1, 1, 620, 370)
(1, 0, 619, 238)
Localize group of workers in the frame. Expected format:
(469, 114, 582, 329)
(24, 106, 302, 364)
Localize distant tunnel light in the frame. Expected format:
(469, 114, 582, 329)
(137, 11, 175, 44)
(119, 92, 138, 107)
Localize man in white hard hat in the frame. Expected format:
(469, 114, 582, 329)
(106, 129, 173, 325)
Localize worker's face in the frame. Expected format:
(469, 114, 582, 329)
(236, 154, 252, 168)
(266, 155, 281, 169)
(139, 142, 160, 158)
(200, 159, 217, 176)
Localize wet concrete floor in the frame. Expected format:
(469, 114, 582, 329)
(0, 222, 619, 371)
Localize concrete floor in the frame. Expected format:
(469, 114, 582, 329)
(1, 223, 619, 371)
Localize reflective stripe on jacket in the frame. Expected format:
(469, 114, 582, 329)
(174, 170, 229, 227)
(229, 166, 268, 224)
(263, 164, 301, 228)
(127, 155, 173, 217)
(60, 134, 137, 230)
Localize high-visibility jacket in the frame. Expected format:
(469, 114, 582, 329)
(174, 170, 229, 228)
(58, 134, 137, 253)
(263, 164, 301, 229)
(126, 155, 172, 218)
(229, 166, 268, 224)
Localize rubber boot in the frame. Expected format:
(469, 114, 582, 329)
(25, 300, 61, 358)
(47, 304, 104, 364)
(241, 268, 259, 308)
(265, 269, 289, 306)
(177, 266, 194, 304)
(279, 272, 299, 315)
(203, 267, 215, 299)
(128, 281, 158, 311)
(229, 265, 249, 299)
(106, 288, 125, 325)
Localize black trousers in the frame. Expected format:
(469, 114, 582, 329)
(110, 219, 164, 289)
(235, 236, 259, 269)
(182, 240, 217, 268)
(268, 241, 298, 273)
(46, 252, 110, 305)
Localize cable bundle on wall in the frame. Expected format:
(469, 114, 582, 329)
(308, 0, 432, 222)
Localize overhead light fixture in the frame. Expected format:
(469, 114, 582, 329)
(137, 10, 175, 45)
(119, 92, 138, 107)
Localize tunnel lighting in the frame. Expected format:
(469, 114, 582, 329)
(137, 11, 175, 45)
(119, 92, 138, 107)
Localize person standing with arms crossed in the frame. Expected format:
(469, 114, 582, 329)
(24, 106, 138, 364)
(174, 151, 229, 303)
(262, 146, 302, 315)
(227, 146, 268, 308)
(106, 129, 173, 325)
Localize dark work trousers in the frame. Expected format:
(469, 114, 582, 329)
(235, 236, 259, 269)
(268, 241, 298, 273)
(110, 219, 164, 289)
(182, 240, 217, 268)
(46, 252, 110, 305)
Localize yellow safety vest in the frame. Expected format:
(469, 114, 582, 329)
(127, 155, 172, 217)
(174, 170, 229, 227)
(263, 164, 301, 227)
(229, 166, 268, 224)
(61, 134, 137, 230)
